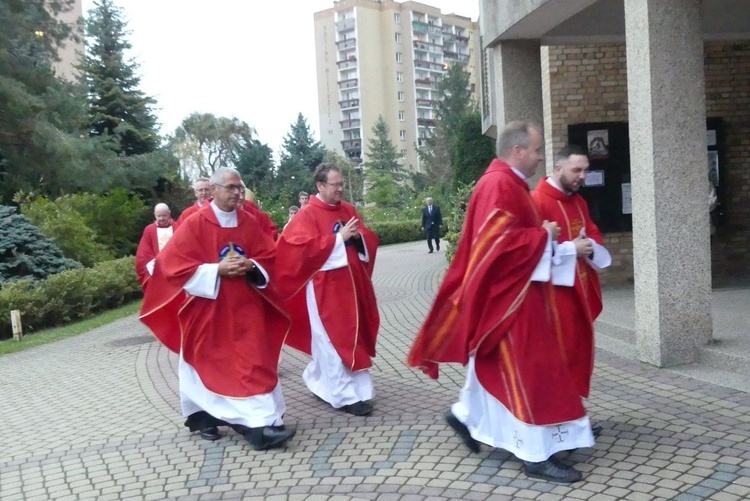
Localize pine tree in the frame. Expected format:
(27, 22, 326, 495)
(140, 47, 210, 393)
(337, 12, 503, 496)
(366, 115, 402, 177)
(0, 205, 81, 283)
(80, 0, 159, 156)
(279, 113, 326, 172)
(276, 114, 325, 202)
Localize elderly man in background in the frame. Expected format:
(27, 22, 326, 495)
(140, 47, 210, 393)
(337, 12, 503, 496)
(177, 178, 211, 223)
(135, 203, 178, 289)
(140, 167, 295, 451)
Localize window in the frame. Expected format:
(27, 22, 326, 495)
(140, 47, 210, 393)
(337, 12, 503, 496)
(399, 130, 406, 140)
(396, 52, 402, 63)
(401, 149, 408, 158)
(397, 91, 405, 101)
(396, 72, 403, 82)
(394, 12, 400, 23)
(395, 32, 401, 43)
(398, 110, 405, 121)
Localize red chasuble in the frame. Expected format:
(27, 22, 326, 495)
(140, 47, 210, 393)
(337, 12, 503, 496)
(275, 196, 380, 371)
(135, 222, 177, 287)
(139, 205, 290, 398)
(408, 160, 586, 426)
(531, 177, 604, 398)
(177, 202, 202, 224)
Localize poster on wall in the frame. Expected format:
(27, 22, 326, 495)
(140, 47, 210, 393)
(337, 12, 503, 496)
(621, 183, 632, 214)
(587, 129, 610, 159)
(584, 170, 604, 187)
(708, 150, 719, 187)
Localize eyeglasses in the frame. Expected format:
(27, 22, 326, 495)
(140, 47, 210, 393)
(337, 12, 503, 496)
(215, 183, 243, 192)
(325, 182, 346, 189)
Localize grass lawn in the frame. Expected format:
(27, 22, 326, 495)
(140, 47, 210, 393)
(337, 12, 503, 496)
(0, 300, 142, 356)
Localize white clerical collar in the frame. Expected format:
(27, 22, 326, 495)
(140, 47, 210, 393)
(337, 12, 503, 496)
(510, 166, 526, 180)
(546, 177, 571, 195)
(210, 200, 238, 228)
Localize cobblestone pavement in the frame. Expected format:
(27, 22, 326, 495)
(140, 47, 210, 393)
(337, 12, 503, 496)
(1, 241, 749, 501)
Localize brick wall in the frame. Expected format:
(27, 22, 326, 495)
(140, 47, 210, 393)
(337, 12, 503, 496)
(544, 42, 750, 282)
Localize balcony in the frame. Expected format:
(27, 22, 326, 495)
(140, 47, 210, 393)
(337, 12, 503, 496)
(417, 118, 436, 127)
(336, 38, 356, 49)
(342, 139, 362, 151)
(412, 21, 428, 32)
(443, 50, 458, 59)
(337, 59, 358, 71)
(338, 78, 359, 90)
(340, 118, 361, 129)
(414, 78, 432, 86)
(414, 59, 444, 71)
(336, 18, 355, 32)
(416, 98, 436, 108)
(339, 98, 360, 109)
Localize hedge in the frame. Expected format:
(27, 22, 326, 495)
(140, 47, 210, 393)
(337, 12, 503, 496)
(368, 219, 448, 246)
(0, 256, 141, 339)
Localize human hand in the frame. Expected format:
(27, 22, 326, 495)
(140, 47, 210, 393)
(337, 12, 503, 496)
(340, 217, 360, 241)
(541, 220, 560, 240)
(573, 235, 593, 257)
(218, 256, 253, 277)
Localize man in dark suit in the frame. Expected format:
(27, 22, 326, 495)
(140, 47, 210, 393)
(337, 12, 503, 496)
(421, 197, 443, 253)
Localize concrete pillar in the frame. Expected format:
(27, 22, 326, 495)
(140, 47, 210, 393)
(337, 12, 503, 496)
(491, 40, 544, 183)
(625, 0, 712, 367)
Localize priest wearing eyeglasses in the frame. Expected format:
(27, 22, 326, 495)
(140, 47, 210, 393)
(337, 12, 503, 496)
(140, 167, 295, 451)
(276, 163, 380, 417)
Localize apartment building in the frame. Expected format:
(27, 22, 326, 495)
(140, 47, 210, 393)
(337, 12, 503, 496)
(53, 0, 84, 80)
(314, 0, 480, 173)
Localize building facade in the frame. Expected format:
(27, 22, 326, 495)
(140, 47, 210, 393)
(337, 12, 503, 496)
(53, 0, 84, 81)
(314, 0, 480, 172)
(477, 0, 750, 368)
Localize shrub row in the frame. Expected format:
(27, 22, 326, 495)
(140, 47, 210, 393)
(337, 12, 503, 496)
(0, 257, 141, 340)
(368, 220, 447, 246)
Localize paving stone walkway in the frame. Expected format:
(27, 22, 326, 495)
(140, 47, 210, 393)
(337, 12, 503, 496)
(1, 241, 749, 500)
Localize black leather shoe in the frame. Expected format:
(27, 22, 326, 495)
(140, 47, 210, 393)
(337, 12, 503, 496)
(445, 411, 480, 453)
(428, 250, 433, 253)
(436, 243, 440, 251)
(340, 401, 373, 416)
(523, 459, 582, 483)
(245, 425, 296, 451)
(591, 424, 603, 438)
(199, 426, 221, 441)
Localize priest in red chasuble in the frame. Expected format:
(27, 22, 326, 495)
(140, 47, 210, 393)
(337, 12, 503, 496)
(135, 203, 178, 289)
(176, 177, 210, 223)
(139, 167, 295, 451)
(408, 122, 593, 484)
(531, 145, 611, 401)
(276, 163, 379, 417)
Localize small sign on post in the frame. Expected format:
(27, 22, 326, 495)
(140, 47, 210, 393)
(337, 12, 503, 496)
(11, 310, 22, 341)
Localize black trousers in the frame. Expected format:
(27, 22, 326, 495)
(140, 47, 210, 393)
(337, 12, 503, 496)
(426, 225, 440, 251)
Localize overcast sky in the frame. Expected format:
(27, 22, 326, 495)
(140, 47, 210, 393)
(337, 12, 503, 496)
(80, 0, 479, 158)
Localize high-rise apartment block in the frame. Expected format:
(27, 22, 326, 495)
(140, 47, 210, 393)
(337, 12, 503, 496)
(54, 0, 84, 81)
(314, 0, 480, 173)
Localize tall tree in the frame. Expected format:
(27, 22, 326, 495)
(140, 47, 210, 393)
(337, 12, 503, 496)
(235, 138, 275, 192)
(419, 64, 481, 190)
(171, 112, 255, 180)
(81, 0, 159, 156)
(0, 0, 105, 201)
(452, 111, 496, 186)
(366, 115, 402, 177)
(276, 113, 325, 201)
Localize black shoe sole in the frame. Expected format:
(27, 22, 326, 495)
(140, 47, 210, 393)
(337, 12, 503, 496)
(251, 428, 297, 451)
(445, 412, 480, 453)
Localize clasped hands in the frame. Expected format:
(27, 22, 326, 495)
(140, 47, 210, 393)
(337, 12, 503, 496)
(339, 216, 362, 242)
(540, 222, 593, 258)
(218, 256, 255, 277)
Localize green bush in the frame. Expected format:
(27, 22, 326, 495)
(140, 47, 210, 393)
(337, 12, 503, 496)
(17, 189, 149, 265)
(368, 220, 424, 245)
(0, 256, 140, 339)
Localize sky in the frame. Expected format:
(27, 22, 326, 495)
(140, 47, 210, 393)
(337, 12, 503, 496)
(80, 0, 479, 158)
